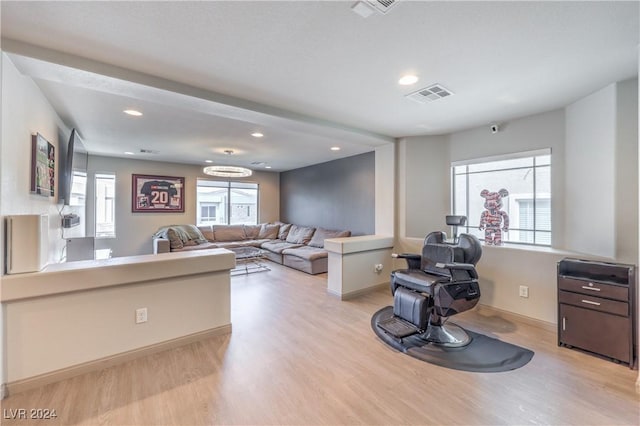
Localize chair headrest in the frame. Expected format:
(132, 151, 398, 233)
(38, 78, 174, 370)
(421, 232, 482, 268)
(456, 233, 482, 265)
(446, 215, 467, 226)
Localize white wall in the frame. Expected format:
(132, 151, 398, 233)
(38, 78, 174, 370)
(563, 79, 638, 263)
(615, 79, 639, 264)
(375, 143, 395, 236)
(397, 135, 450, 238)
(565, 85, 617, 258)
(86, 155, 280, 257)
(0, 53, 69, 395)
(0, 53, 67, 266)
(395, 88, 638, 324)
(449, 109, 567, 248)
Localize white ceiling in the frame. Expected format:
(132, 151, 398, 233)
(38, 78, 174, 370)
(1, 1, 638, 171)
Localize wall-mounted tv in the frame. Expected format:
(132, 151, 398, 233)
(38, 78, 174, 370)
(62, 129, 88, 206)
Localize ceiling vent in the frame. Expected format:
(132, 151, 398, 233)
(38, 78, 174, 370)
(366, 0, 399, 14)
(251, 161, 266, 166)
(139, 148, 159, 154)
(405, 84, 454, 104)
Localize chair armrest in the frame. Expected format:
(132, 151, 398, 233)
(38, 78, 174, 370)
(392, 253, 422, 269)
(434, 262, 478, 279)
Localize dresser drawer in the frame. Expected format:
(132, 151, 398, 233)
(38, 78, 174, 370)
(559, 291, 629, 316)
(558, 276, 628, 301)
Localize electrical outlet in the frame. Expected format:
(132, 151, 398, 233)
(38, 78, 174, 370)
(374, 263, 384, 273)
(135, 307, 148, 324)
(519, 286, 529, 298)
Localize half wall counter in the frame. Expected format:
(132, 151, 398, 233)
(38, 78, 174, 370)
(1, 249, 235, 396)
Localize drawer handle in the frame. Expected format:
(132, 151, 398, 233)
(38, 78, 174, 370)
(581, 285, 601, 292)
(581, 299, 601, 306)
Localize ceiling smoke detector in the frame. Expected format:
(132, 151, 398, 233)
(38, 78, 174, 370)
(405, 84, 454, 104)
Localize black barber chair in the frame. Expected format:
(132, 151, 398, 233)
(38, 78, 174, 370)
(377, 229, 482, 347)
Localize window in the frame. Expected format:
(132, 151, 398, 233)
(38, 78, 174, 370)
(452, 149, 551, 246)
(200, 203, 218, 223)
(95, 173, 116, 238)
(196, 180, 258, 225)
(70, 171, 87, 206)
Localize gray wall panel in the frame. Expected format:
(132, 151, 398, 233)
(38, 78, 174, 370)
(280, 152, 374, 235)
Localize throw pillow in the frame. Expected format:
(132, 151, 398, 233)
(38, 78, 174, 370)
(285, 225, 316, 245)
(276, 222, 292, 240)
(197, 225, 215, 242)
(258, 223, 280, 239)
(308, 228, 351, 248)
(243, 224, 261, 239)
(213, 225, 247, 242)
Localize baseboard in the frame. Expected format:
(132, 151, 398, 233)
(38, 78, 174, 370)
(4, 324, 232, 398)
(475, 304, 556, 333)
(328, 282, 388, 300)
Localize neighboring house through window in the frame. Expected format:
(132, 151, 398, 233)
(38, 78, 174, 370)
(196, 180, 258, 225)
(95, 172, 116, 238)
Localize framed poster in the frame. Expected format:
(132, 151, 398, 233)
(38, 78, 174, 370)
(30, 133, 55, 197)
(132, 174, 184, 213)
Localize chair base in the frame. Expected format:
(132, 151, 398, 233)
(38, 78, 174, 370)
(420, 322, 471, 348)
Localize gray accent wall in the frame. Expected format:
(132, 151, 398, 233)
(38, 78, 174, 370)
(280, 152, 375, 235)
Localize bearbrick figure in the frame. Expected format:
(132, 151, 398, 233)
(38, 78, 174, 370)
(479, 188, 510, 245)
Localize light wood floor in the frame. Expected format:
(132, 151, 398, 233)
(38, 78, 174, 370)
(1, 263, 639, 425)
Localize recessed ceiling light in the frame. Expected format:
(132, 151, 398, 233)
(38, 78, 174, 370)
(124, 151, 135, 155)
(265, 166, 272, 169)
(330, 146, 341, 151)
(398, 75, 419, 86)
(123, 109, 143, 116)
(251, 132, 264, 138)
(205, 160, 213, 163)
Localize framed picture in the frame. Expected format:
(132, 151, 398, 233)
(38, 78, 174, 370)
(30, 133, 55, 198)
(132, 174, 185, 213)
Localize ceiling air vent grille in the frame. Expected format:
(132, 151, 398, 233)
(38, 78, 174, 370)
(366, 0, 399, 14)
(405, 84, 454, 104)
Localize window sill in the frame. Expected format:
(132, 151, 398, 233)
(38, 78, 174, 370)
(480, 242, 607, 259)
(401, 236, 604, 258)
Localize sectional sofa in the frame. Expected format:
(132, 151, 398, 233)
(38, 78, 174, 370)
(152, 222, 351, 274)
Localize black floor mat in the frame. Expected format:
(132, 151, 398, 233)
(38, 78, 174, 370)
(372, 306, 534, 373)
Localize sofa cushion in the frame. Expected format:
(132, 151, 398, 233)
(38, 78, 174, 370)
(308, 228, 351, 248)
(197, 225, 215, 242)
(243, 224, 261, 239)
(258, 223, 280, 239)
(285, 225, 316, 244)
(276, 222, 292, 240)
(282, 246, 328, 261)
(213, 225, 247, 242)
(261, 240, 303, 254)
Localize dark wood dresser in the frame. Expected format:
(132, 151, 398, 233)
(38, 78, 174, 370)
(557, 258, 636, 368)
